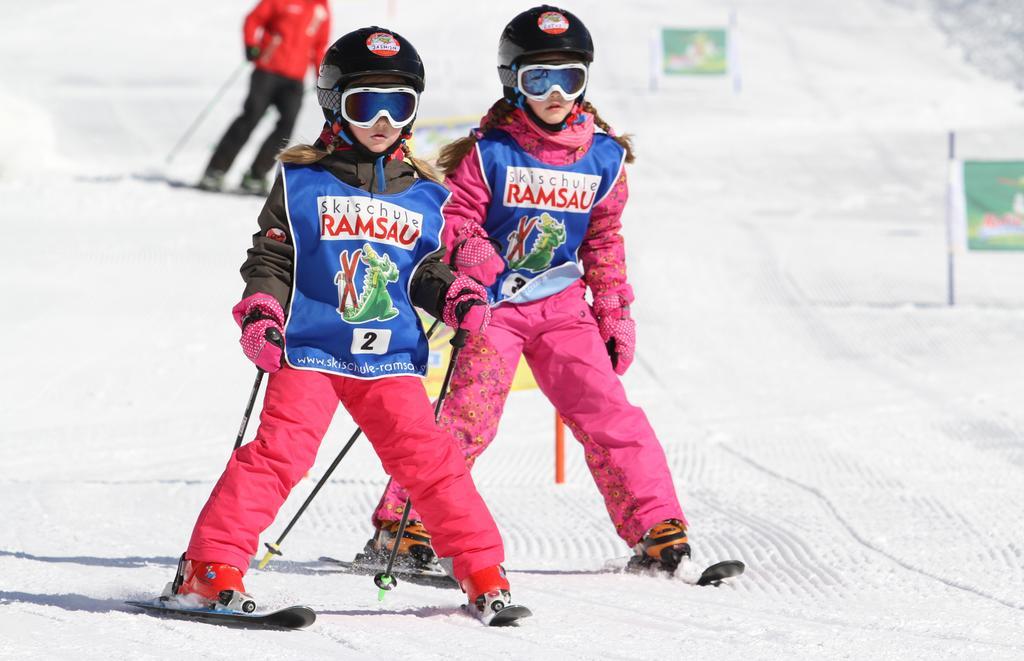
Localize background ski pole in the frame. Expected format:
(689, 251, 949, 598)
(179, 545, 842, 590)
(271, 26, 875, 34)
(375, 326, 469, 601)
(165, 61, 249, 165)
(257, 319, 443, 569)
(235, 326, 283, 451)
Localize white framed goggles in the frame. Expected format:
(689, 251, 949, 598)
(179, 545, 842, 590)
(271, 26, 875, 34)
(516, 63, 589, 102)
(339, 86, 420, 129)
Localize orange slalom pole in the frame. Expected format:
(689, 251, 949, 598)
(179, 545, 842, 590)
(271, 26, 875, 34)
(555, 411, 565, 484)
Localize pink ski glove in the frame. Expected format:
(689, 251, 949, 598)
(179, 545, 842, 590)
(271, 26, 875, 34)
(442, 273, 491, 333)
(593, 294, 635, 375)
(231, 293, 285, 373)
(451, 223, 505, 287)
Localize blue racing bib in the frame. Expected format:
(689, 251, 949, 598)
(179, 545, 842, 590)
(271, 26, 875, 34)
(476, 130, 625, 304)
(281, 163, 448, 378)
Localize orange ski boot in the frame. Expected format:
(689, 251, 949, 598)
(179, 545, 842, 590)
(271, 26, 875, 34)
(368, 519, 437, 567)
(165, 554, 256, 613)
(627, 519, 691, 574)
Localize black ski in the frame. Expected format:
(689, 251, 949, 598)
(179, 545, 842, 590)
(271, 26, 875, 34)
(622, 550, 745, 586)
(317, 555, 460, 590)
(319, 554, 744, 591)
(510, 558, 746, 586)
(489, 604, 532, 626)
(126, 599, 316, 630)
(694, 560, 745, 586)
(463, 602, 533, 626)
(318, 557, 530, 626)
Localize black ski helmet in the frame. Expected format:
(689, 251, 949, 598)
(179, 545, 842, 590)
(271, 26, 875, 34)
(316, 27, 426, 124)
(497, 5, 594, 92)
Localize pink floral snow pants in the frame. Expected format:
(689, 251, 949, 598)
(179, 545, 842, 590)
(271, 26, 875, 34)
(373, 281, 686, 546)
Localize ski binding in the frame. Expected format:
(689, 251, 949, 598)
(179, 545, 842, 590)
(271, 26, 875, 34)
(464, 590, 533, 626)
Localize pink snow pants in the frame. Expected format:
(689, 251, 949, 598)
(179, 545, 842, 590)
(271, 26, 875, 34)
(186, 366, 504, 581)
(373, 281, 686, 546)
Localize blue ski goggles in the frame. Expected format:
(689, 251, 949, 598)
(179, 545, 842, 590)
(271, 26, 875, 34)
(516, 63, 589, 102)
(339, 86, 420, 129)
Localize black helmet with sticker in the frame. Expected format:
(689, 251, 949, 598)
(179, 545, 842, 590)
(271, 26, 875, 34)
(316, 27, 425, 123)
(496, 5, 594, 90)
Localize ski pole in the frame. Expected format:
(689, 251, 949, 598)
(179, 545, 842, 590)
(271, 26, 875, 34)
(375, 326, 469, 601)
(258, 425, 363, 568)
(235, 326, 283, 451)
(165, 61, 250, 165)
(257, 319, 443, 569)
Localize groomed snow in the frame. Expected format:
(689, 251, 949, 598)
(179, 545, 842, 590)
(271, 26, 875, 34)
(2, 1, 1024, 659)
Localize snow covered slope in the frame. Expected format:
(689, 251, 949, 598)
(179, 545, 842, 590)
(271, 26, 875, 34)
(2, 1, 1024, 659)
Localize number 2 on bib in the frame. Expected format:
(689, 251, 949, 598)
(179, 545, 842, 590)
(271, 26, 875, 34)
(351, 328, 392, 355)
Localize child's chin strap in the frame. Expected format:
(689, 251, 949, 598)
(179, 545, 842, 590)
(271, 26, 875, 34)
(374, 154, 387, 194)
(564, 103, 586, 128)
(319, 120, 354, 153)
(319, 119, 408, 194)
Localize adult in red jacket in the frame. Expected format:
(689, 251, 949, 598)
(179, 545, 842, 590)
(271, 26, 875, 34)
(200, 0, 330, 194)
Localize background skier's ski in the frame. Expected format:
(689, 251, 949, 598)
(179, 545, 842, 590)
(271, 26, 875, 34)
(127, 172, 267, 197)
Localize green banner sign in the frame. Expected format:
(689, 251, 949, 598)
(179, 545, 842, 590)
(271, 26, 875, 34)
(963, 160, 1024, 251)
(662, 28, 728, 76)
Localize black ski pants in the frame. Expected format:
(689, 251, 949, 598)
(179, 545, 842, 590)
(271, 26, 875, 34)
(207, 68, 304, 178)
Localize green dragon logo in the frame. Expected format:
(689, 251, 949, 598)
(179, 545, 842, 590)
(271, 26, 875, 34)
(335, 243, 400, 323)
(506, 212, 567, 273)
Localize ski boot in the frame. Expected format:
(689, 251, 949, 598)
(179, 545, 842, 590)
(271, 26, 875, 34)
(460, 565, 531, 626)
(365, 519, 437, 569)
(239, 171, 269, 196)
(197, 169, 225, 192)
(626, 519, 691, 575)
(162, 553, 257, 613)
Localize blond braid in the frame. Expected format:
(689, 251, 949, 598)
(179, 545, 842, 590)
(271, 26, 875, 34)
(581, 101, 636, 164)
(401, 141, 442, 184)
(277, 138, 440, 186)
(278, 143, 329, 164)
(436, 98, 518, 175)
